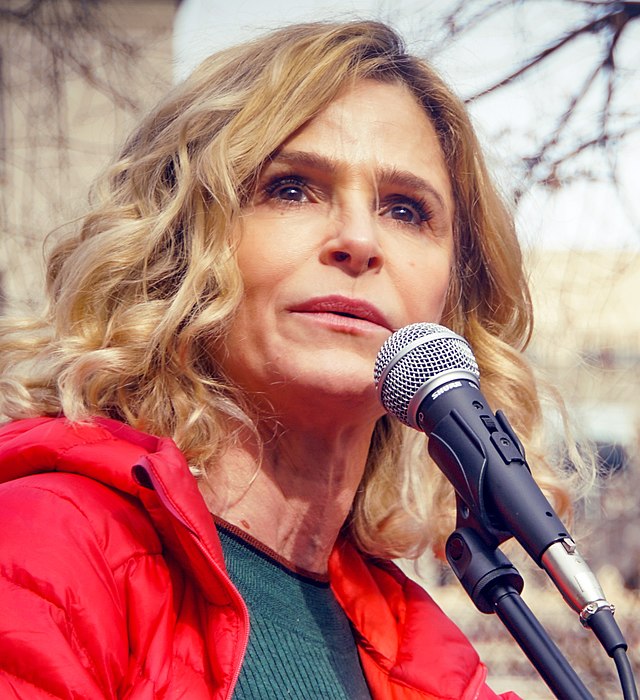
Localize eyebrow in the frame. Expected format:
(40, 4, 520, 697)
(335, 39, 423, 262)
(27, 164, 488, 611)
(268, 149, 449, 212)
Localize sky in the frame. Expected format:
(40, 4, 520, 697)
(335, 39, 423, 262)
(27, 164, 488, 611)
(172, 0, 640, 251)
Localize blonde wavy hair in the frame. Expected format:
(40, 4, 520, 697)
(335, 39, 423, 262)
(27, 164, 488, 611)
(0, 20, 584, 559)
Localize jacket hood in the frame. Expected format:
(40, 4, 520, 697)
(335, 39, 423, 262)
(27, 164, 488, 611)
(0, 416, 229, 590)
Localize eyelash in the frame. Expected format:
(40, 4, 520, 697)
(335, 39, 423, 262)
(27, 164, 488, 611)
(382, 196, 433, 226)
(262, 174, 434, 226)
(263, 175, 308, 201)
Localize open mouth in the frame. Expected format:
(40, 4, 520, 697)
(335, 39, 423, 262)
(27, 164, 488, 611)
(331, 311, 362, 319)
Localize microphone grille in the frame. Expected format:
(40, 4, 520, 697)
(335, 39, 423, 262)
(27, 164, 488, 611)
(374, 323, 480, 426)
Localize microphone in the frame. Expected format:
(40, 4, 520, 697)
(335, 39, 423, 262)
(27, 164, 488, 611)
(374, 322, 624, 654)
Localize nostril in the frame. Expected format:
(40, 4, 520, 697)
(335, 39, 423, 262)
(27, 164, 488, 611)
(333, 251, 350, 262)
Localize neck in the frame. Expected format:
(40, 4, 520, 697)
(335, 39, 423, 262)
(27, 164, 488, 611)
(199, 419, 376, 574)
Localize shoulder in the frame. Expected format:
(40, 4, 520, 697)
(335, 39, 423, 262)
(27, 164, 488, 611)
(0, 471, 179, 698)
(0, 472, 165, 640)
(0, 470, 162, 567)
(0, 473, 150, 696)
(330, 542, 478, 651)
(330, 542, 519, 699)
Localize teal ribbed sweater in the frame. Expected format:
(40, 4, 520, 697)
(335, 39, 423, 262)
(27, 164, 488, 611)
(217, 521, 372, 699)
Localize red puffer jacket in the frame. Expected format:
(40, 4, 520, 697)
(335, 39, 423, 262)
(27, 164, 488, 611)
(0, 417, 519, 700)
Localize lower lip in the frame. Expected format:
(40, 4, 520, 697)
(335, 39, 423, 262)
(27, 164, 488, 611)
(291, 311, 389, 335)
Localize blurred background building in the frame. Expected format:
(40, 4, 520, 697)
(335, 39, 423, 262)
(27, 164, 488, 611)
(529, 248, 639, 459)
(2, 1, 639, 697)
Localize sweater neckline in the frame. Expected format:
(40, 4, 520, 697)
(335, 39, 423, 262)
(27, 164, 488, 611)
(213, 514, 330, 585)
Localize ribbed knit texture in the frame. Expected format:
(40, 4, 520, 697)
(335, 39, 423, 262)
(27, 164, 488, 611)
(218, 523, 373, 699)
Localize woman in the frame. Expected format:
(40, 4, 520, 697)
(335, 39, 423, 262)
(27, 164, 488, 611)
(0, 20, 577, 699)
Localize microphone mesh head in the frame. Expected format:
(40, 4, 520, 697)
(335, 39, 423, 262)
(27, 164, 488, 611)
(374, 323, 480, 426)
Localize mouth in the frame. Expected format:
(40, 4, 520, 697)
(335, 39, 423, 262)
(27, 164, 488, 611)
(288, 295, 393, 332)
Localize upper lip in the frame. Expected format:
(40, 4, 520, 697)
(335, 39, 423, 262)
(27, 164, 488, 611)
(289, 295, 393, 330)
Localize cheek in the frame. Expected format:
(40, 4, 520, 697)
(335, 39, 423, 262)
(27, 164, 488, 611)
(234, 238, 284, 302)
(402, 252, 453, 322)
(234, 218, 314, 293)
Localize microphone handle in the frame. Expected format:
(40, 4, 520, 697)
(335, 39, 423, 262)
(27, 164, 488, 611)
(417, 378, 610, 617)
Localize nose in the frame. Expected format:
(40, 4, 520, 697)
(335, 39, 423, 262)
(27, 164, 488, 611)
(321, 207, 384, 275)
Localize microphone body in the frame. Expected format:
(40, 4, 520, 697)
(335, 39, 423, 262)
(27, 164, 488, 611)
(416, 373, 569, 559)
(374, 323, 612, 625)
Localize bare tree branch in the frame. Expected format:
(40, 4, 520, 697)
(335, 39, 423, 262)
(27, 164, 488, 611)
(1, 1, 144, 113)
(433, 0, 638, 235)
(0, 0, 173, 310)
(467, 2, 639, 100)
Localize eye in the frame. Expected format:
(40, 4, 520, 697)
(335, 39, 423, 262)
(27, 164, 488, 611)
(264, 176, 309, 203)
(382, 198, 432, 226)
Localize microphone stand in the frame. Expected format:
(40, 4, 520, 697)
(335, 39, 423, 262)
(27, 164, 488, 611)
(445, 518, 594, 700)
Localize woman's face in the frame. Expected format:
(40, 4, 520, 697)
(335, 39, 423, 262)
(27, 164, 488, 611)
(219, 79, 455, 425)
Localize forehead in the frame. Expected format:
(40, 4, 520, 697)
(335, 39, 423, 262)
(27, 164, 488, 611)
(278, 79, 453, 209)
